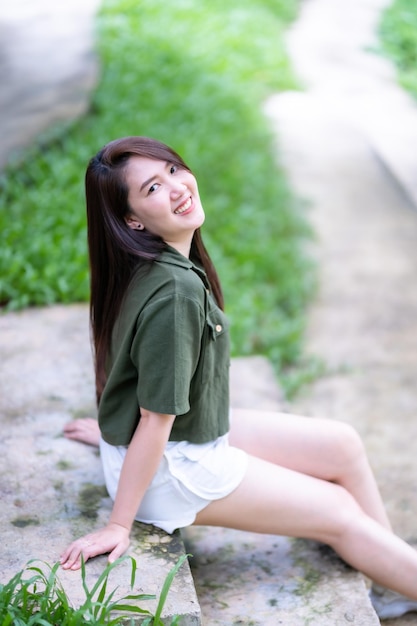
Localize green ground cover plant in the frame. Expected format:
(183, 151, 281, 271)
(379, 0, 417, 97)
(0, 0, 314, 388)
(0, 555, 187, 625)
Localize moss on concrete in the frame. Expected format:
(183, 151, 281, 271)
(77, 482, 108, 519)
(11, 516, 40, 528)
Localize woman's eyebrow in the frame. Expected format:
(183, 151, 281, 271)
(140, 175, 156, 192)
(139, 162, 170, 192)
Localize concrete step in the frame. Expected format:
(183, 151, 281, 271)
(0, 305, 200, 624)
(0, 306, 378, 624)
(185, 356, 379, 625)
(183, 528, 378, 626)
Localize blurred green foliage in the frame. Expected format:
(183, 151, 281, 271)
(379, 0, 417, 96)
(0, 0, 315, 384)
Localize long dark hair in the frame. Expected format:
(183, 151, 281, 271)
(85, 136, 224, 403)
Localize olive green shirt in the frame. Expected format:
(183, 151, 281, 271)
(98, 246, 230, 445)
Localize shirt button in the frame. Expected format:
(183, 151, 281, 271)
(215, 324, 222, 332)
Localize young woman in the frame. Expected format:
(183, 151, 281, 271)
(61, 136, 417, 620)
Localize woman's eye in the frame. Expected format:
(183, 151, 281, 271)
(170, 164, 178, 175)
(148, 183, 159, 194)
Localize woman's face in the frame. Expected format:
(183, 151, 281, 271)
(124, 156, 205, 256)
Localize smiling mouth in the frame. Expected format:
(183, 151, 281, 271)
(174, 197, 192, 214)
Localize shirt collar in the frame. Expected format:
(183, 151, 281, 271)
(158, 245, 210, 289)
(158, 245, 194, 270)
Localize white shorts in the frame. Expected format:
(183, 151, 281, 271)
(99, 432, 248, 533)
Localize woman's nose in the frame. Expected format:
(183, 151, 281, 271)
(170, 180, 187, 197)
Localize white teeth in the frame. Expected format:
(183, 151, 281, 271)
(174, 197, 192, 214)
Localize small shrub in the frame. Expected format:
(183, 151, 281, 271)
(379, 0, 417, 96)
(0, 555, 188, 625)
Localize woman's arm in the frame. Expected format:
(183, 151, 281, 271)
(60, 409, 175, 570)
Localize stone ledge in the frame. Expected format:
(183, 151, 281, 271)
(0, 412, 201, 624)
(58, 524, 201, 625)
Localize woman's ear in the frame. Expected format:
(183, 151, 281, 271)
(125, 216, 145, 231)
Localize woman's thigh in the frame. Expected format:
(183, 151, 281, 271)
(194, 455, 361, 543)
(229, 408, 363, 483)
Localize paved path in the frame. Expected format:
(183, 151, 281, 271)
(266, 0, 417, 544)
(279, 0, 417, 209)
(263, 1, 417, 624)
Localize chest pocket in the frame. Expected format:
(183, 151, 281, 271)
(200, 303, 230, 384)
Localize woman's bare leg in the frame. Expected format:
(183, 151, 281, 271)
(229, 408, 391, 529)
(64, 409, 391, 528)
(194, 456, 417, 599)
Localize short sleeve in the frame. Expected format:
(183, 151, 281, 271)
(131, 294, 205, 415)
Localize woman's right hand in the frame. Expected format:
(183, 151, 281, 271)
(60, 522, 130, 571)
(60, 411, 175, 571)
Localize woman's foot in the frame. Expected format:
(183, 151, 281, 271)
(63, 418, 100, 447)
(369, 584, 417, 620)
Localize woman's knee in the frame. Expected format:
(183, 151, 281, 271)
(317, 483, 365, 545)
(329, 421, 366, 475)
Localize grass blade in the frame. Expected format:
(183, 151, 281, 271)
(152, 555, 189, 625)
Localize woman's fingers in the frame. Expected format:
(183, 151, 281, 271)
(63, 418, 101, 447)
(60, 537, 96, 570)
(60, 525, 130, 570)
(108, 540, 131, 564)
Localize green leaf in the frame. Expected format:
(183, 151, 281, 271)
(152, 555, 189, 625)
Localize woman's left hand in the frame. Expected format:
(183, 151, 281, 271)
(60, 522, 130, 570)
